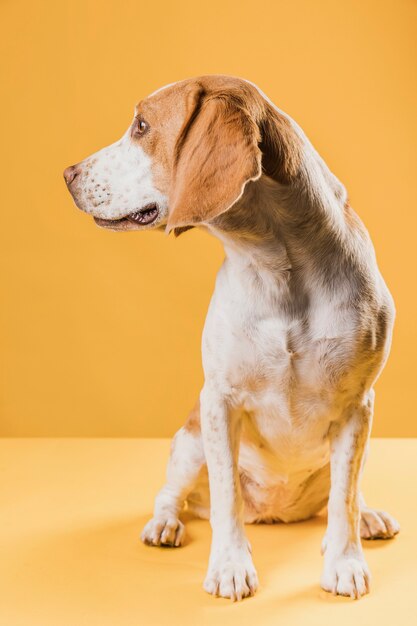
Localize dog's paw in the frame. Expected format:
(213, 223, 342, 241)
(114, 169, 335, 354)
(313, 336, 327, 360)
(140, 516, 185, 547)
(203, 544, 258, 601)
(321, 554, 370, 599)
(360, 508, 400, 539)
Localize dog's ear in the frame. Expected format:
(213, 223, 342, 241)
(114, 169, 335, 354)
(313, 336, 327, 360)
(259, 102, 302, 185)
(167, 95, 262, 232)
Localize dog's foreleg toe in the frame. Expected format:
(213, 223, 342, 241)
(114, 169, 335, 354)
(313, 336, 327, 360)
(140, 516, 185, 547)
(321, 553, 370, 599)
(203, 544, 258, 601)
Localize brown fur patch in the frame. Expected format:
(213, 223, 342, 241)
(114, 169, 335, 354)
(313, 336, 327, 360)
(167, 94, 262, 228)
(183, 399, 201, 435)
(259, 102, 302, 184)
(132, 76, 303, 232)
(173, 225, 195, 237)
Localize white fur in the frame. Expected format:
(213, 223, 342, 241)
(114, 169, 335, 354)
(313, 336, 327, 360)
(70, 130, 168, 221)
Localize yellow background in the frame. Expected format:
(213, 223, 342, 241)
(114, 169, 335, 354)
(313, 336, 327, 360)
(1, 0, 416, 437)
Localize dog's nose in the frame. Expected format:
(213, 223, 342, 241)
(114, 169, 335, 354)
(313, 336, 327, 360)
(63, 165, 80, 186)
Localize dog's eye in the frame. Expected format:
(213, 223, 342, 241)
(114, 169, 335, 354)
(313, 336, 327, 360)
(136, 119, 149, 136)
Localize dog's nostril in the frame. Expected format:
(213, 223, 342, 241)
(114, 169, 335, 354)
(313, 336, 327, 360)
(63, 165, 80, 186)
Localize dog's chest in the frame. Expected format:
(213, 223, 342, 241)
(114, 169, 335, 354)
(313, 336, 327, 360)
(230, 317, 337, 519)
(203, 264, 360, 463)
(223, 312, 352, 426)
(201, 263, 364, 519)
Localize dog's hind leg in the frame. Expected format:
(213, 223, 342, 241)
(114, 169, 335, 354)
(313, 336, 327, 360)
(141, 401, 205, 547)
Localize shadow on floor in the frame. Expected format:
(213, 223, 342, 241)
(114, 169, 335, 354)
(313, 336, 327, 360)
(1, 511, 401, 625)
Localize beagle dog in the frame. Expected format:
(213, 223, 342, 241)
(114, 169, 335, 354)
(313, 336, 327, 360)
(64, 75, 399, 601)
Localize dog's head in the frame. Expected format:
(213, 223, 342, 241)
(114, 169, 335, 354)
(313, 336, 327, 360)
(64, 76, 302, 235)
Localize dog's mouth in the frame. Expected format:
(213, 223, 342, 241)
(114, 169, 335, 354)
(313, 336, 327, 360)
(94, 203, 160, 229)
(126, 203, 160, 225)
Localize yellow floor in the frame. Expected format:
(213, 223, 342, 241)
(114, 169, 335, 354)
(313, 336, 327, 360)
(0, 439, 415, 626)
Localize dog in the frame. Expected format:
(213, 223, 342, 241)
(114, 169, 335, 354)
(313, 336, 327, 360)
(64, 75, 399, 601)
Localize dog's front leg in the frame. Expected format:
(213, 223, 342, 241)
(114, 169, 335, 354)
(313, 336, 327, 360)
(200, 384, 258, 601)
(321, 396, 373, 598)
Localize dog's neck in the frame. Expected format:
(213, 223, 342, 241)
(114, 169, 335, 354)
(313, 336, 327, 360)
(210, 171, 346, 265)
(207, 166, 370, 314)
(210, 179, 290, 268)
